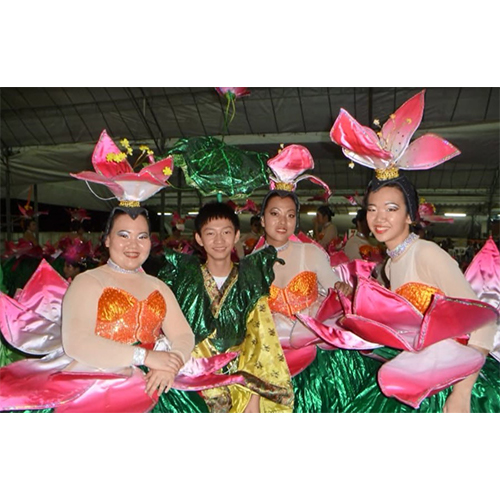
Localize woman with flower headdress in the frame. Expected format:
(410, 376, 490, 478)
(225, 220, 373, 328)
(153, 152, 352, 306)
(327, 90, 500, 412)
(256, 144, 381, 412)
(0, 131, 229, 413)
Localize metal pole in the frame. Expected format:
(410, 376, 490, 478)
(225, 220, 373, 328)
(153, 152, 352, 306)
(160, 190, 165, 240)
(5, 153, 12, 241)
(34, 183, 39, 243)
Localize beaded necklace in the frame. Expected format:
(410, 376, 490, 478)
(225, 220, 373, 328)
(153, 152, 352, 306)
(106, 258, 142, 274)
(387, 232, 419, 260)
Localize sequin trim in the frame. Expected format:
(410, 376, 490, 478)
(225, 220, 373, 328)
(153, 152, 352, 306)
(396, 282, 443, 314)
(387, 233, 419, 260)
(269, 271, 318, 318)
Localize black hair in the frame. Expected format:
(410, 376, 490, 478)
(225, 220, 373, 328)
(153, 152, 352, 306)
(352, 208, 367, 226)
(317, 205, 335, 220)
(250, 215, 261, 226)
(103, 206, 151, 242)
(194, 202, 240, 234)
(364, 175, 419, 222)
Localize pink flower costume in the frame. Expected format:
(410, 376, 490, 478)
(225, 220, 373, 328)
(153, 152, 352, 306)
(0, 131, 240, 413)
(298, 90, 500, 411)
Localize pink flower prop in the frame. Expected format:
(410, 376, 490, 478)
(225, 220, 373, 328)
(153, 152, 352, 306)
(66, 208, 91, 222)
(71, 130, 174, 203)
(330, 90, 461, 174)
(465, 237, 500, 362)
(267, 144, 332, 199)
(18, 204, 48, 219)
(0, 259, 69, 355)
(215, 87, 251, 99)
(418, 201, 454, 226)
(297, 274, 498, 408)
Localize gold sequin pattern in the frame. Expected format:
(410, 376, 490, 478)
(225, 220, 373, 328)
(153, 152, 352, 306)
(95, 287, 166, 344)
(269, 271, 318, 318)
(396, 282, 443, 314)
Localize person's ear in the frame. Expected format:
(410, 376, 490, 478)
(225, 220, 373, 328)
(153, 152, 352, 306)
(406, 213, 412, 225)
(194, 232, 204, 247)
(234, 230, 240, 244)
(105, 236, 110, 248)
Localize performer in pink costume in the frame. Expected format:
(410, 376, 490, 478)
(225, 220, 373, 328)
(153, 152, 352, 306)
(0, 130, 235, 413)
(298, 90, 499, 412)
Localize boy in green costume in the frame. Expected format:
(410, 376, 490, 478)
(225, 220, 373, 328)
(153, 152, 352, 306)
(156, 202, 293, 412)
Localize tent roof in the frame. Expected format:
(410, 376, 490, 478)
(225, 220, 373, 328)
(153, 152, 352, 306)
(1, 87, 499, 215)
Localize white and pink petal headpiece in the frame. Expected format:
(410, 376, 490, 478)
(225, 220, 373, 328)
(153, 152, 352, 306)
(71, 130, 174, 207)
(330, 90, 461, 181)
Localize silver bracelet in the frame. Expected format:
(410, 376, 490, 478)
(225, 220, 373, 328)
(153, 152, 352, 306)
(132, 346, 147, 366)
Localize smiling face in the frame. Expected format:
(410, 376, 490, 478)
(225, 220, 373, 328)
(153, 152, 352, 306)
(195, 217, 240, 265)
(261, 195, 297, 248)
(105, 213, 151, 270)
(366, 186, 412, 250)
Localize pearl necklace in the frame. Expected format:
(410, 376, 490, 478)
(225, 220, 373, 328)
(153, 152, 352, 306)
(387, 232, 419, 260)
(106, 258, 142, 274)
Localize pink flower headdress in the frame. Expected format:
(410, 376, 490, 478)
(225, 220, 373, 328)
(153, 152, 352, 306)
(267, 144, 332, 198)
(71, 130, 174, 207)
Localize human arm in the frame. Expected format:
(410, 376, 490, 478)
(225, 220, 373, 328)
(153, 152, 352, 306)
(61, 273, 139, 369)
(157, 280, 195, 365)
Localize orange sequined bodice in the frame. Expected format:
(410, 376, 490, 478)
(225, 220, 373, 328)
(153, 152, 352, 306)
(95, 287, 166, 345)
(395, 282, 443, 314)
(269, 271, 318, 318)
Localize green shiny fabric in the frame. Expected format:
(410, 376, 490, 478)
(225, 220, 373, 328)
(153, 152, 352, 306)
(0, 337, 24, 368)
(293, 348, 380, 413)
(167, 136, 270, 198)
(343, 347, 500, 413)
(153, 389, 209, 413)
(1, 256, 41, 297)
(158, 247, 278, 352)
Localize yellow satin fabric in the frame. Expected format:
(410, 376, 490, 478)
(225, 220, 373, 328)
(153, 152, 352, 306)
(192, 297, 294, 413)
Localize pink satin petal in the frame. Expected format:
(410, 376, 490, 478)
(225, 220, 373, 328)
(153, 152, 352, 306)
(55, 368, 156, 413)
(381, 90, 425, 161)
(283, 345, 317, 376)
(464, 237, 500, 361)
(15, 259, 68, 322)
(340, 314, 416, 351)
(417, 294, 498, 350)
(295, 174, 332, 199)
(0, 357, 95, 411)
(340, 148, 390, 170)
(397, 133, 461, 170)
(315, 288, 343, 322)
(91, 129, 133, 177)
(297, 313, 382, 350)
(172, 372, 245, 391)
(330, 108, 392, 161)
(354, 276, 423, 331)
(179, 351, 239, 377)
(267, 144, 314, 183)
(378, 339, 486, 408)
(70, 171, 125, 198)
(334, 260, 377, 289)
(142, 157, 174, 183)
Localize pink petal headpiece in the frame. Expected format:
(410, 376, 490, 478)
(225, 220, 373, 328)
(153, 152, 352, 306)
(71, 130, 174, 205)
(330, 90, 461, 181)
(267, 144, 332, 199)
